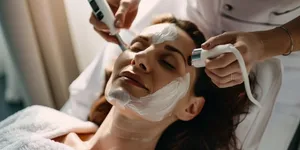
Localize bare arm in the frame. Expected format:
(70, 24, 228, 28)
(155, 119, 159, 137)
(256, 16, 300, 59)
(201, 15, 300, 88)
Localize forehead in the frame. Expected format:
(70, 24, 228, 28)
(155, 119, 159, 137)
(140, 23, 176, 37)
(139, 23, 196, 56)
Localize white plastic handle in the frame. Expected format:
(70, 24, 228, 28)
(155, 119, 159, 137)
(89, 0, 119, 35)
(192, 44, 262, 108)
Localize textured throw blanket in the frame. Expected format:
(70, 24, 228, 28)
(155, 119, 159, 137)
(0, 105, 98, 150)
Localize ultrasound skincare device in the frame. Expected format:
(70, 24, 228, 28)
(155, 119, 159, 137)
(191, 44, 262, 108)
(88, 0, 127, 51)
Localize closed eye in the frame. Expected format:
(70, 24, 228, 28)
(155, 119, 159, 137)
(160, 60, 175, 70)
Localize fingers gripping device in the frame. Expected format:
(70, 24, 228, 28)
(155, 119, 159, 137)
(191, 44, 261, 108)
(88, 0, 127, 51)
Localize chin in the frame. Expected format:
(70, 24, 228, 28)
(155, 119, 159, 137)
(112, 104, 146, 121)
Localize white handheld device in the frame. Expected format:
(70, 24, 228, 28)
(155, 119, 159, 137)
(191, 44, 262, 108)
(88, 0, 127, 51)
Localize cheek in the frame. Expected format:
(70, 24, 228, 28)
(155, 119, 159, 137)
(172, 90, 192, 113)
(104, 75, 113, 98)
(151, 70, 180, 93)
(151, 62, 187, 92)
(114, 53, 130, 69)
(171, 71, 195, 113)
(111, 52, 133, 77)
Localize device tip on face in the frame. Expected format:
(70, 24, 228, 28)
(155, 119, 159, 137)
(115, 34, 128, 51)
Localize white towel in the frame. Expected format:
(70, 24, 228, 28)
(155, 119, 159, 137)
(0, 105, 98, 150)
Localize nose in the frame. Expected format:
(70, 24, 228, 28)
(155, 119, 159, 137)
(131, 52, 152, 72)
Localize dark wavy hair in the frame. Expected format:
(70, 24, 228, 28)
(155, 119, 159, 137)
(89, 14, 253, 150)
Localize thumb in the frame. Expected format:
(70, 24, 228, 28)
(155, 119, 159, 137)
(114, 1, 131, 28)
(201, 33, 235, 50)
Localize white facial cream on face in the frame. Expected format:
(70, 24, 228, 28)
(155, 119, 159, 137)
(105, 73, 190, 122)
(140, 23, 178, 45)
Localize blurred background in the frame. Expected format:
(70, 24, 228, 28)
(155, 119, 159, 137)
(0, 0, 105, 120)
(0, 0, 299, 149)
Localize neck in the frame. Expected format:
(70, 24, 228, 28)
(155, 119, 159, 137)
(87, 107, 175, 150)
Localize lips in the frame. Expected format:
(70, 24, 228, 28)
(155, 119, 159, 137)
(120, 71, 149, 91)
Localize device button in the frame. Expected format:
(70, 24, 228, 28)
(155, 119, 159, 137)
(96, 11, 104, 20)
(89, 0, 100, 12)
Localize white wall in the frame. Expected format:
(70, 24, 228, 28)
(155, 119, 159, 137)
(63, 0, 107, 72)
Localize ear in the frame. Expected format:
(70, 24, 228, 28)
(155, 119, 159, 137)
(177, 96, 205, 121)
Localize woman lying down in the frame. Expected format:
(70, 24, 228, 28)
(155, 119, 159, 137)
(0, 14, 254, 150)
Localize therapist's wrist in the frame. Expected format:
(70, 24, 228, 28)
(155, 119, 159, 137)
(254, 28, 291, 59)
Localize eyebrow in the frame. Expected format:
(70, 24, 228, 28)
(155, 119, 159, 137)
(164, 45, 187, 65)
(130, 35, 149, 45)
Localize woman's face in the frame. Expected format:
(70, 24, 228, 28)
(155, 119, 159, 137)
(106, 23, 203, 121)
